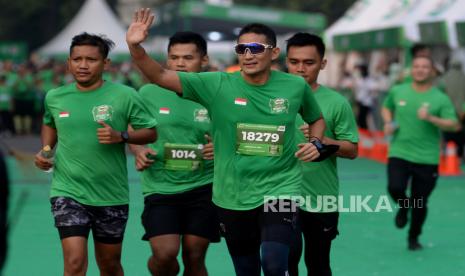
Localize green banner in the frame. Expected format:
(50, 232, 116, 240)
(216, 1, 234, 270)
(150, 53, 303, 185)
(179, 1, 326, 31)
(0, 42, 27, 62)
(419, 21, 449, 45)
(334, 27, 405, 52)
(456, 22, 465, 47)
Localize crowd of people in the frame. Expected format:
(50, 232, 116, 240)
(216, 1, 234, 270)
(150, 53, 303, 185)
(0, 6, 464, 276)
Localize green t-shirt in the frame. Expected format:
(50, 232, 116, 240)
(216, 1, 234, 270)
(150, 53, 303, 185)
(179, 70, 322, 210)
(13, 73, 35, 100)
(295, 86, 359, 212)
(138, 84, 213, 195)
(0, 85, 12, 111)
(383, 83, 457, 164)
(43, 81, 157, 206)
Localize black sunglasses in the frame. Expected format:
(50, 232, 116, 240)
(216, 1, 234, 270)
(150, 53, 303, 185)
(234, 42, 274, 55)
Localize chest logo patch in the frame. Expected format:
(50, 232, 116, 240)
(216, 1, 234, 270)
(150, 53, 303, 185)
(398, 100, 407, 106)
(194, 108, 210, 122)
(92, 105, 113, 122)
(269, 98, 289, 114)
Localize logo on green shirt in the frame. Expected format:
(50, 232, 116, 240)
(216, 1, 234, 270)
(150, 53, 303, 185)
(193, 108, 210, 122)
(92, 104, 114, 122)
(269, 98, 289, 114)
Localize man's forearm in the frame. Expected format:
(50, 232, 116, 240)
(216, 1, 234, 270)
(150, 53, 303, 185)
(127, 128, 157, 145)
(307, 117, 326, 141)
(129, 43, 183, 94)
(41, 124, 57, 148)
(322, 137, 358, 159)
(427, 116, 460, 131)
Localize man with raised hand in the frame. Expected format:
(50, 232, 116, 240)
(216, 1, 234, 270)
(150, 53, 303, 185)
(34, 33, 157, 276)
(129, 31, 218, 276)
(127, 8, 326, 275)
(286, 33, 359, 276)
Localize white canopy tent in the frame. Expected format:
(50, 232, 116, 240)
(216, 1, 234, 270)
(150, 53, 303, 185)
(418, 0, 465, 48)
(324, 0, 393, 49)
(38, 0, 129, 56)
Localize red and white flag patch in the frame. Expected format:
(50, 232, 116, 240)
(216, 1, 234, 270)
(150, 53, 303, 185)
(59, 111, 70, 118)
(159, 107, 170, 114)
(234, 98, 247, 106)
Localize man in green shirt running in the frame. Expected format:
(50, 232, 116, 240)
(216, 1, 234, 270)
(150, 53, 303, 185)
(382, 56, 459, 250)
(129, 31, 218, 276)
(126, 8, 326, 276)
(34, 33, 157, 276)
(286, 33, 359, 276)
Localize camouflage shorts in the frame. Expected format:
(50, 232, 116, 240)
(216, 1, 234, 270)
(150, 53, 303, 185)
(50, 197, 129, 244)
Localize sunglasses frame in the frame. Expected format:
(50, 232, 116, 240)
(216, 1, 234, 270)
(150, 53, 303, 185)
(234, 42, 274, 55)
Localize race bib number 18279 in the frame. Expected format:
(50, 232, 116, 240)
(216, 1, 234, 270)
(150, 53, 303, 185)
(236, 123, 285, 156)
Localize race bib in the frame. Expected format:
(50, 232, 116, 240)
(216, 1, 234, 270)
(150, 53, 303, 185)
(236, 123, 285, 156)
(164, 143, 203, 171)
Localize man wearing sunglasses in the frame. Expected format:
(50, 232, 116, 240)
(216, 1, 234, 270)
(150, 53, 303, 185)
(286, 33, 359, 276)
(127, 8, 326, 276)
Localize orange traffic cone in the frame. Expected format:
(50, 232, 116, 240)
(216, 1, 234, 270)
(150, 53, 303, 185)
(370, 131, 388, 163)
(439, 141, 462, 176)
(358, 128, 374, 158)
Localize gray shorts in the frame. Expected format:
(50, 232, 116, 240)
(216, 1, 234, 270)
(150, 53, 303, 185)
(50, 197, 129, 244)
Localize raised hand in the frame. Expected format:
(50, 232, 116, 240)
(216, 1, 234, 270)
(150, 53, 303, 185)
(97, 121, 121, 144)
(126, 8, 155, 46)
(202, 134, 214, 160)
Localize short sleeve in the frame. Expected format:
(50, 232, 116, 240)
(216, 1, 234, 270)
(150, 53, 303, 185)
(178, 72, 222, 109)
(299, 83, 322, 123)
(438, 95, 458, 121)
(127, 89, 158, 130)
(42, 92, 55, 128)
(333, 99, 359, 143)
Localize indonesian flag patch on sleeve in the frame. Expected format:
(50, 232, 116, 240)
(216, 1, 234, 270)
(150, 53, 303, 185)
(159, 107, 170, 114)
(234, 98, 247, 106)
(59, 111, 70, 118)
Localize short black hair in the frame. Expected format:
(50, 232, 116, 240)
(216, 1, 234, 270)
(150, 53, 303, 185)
(286, 32, 325, 58)
(238, 23, 277, 47)
(410, 43, 429, 57)
(168, 31, 207, 57)
(70, 32, 115, 58)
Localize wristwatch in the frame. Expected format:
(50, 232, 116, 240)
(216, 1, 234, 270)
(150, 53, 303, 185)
(120, 131, 129, 143)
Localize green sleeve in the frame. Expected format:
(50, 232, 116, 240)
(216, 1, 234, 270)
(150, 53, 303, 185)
(383, 88, 396, 110)
(178, 72, 222, 109)
(334, 99, 359, 143)
(42, 92, 55, 128)
(438, 95, 458, 121)
(127, 89, 158, 130)
(300, 83, 322, 123)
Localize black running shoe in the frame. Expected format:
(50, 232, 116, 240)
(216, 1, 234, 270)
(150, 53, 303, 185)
(408, 237, 423, 251)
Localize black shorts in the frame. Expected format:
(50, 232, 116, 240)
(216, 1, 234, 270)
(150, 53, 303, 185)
(217, 200, 299, 256)
(299, 210, 339, 241)
(50, 197, 129, 244)
(141, 184, 220, 242)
